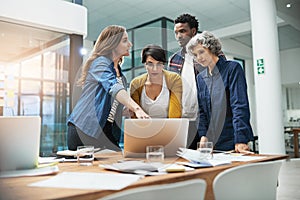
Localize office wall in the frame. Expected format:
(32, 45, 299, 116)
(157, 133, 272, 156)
(217, 44, 300, 134)
(280, 47, 300, 85)
(280, 48, 300, 125)
(225, 47, 300, 133)
(0, 0, 87, 37)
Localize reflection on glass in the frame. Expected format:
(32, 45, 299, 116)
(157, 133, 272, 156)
(21, 56, 41, 78)
(21, 80, 41, 94)
(43, 82, 55, 95)
(133, 49, 143, 67)
(43, 96, 55, 119)
(135, 67, 147, 77)
(134, 23, 162, 50)
(3, 95, 18, 116)
(20, 95, 40, 115)
(43, 52, 56, 80)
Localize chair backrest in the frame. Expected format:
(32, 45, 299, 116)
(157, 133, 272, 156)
(100, 179, 207, 200)
(213, 160, 284, 200)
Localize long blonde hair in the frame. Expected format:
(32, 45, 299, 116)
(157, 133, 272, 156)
(77, 25, 126, 86)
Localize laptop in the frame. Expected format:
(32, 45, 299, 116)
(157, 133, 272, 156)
(123, 118, 189, 158)
(0, 116, 41, 171)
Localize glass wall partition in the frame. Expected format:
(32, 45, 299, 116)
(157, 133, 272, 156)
(122, 17, 179, 85)
(0, 21, 79, 156)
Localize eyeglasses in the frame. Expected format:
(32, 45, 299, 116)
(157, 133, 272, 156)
(145, 62, 165, 68)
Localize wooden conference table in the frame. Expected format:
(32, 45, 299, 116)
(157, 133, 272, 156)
(0, 152, 288, 200)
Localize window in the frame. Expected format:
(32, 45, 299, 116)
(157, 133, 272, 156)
(0, 21, 72, 156)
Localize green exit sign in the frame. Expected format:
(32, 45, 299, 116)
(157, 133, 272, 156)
(257, 58, 265, 75)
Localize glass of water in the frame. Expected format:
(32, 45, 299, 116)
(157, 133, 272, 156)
(197, 142, 213, 160)
(146, 145, 164, 162)
(77, 146, 94, 166)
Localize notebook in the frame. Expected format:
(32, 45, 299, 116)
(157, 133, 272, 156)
(0, 116, 41, 171)
(123, 118, 189, 158)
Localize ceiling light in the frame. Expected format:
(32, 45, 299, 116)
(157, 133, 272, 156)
(80, 47, 87, 56)
(286, 3, 291, 8)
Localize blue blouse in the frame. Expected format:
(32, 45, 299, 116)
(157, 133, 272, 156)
(196, 56, 254, 151)
(68, 56, 126, 139)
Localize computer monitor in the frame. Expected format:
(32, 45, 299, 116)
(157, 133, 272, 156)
(123, 118, 189, 158)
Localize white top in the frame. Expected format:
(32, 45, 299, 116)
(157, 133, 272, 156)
(181, 53, 198, 119)
(141, 75, 170, 118)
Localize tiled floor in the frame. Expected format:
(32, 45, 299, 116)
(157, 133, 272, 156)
(277, 156, 300, 200)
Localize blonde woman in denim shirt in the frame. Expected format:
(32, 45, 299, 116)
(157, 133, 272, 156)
(187, 31, 254, 153)
(67, 25, 149, 151)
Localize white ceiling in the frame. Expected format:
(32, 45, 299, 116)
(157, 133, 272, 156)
(83, 0, 300, 51)
(85, 0, 251, 40)
(0, 0, 299, 63)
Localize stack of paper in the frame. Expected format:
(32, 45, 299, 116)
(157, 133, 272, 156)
(99, 161, 161, 173)
(177, 148, 231, 167)
(100, 161, 194, 175)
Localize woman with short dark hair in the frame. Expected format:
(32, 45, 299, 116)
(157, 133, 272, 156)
(130, 44, 182, 118)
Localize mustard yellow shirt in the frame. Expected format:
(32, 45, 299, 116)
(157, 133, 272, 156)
(130, 70, 182, 118)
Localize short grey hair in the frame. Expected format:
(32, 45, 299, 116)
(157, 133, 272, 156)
(186, 31, 222, 56)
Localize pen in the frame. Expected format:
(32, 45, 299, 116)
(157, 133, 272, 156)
(213, 150, 235, 154)
(94, 148, 101, 153)
(38, 161, 59, 168)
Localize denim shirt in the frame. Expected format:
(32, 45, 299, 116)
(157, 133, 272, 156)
(68, 56, 126, 139)
(196, 56, 254, 150)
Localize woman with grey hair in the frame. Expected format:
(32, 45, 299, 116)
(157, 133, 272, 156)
(187, 31, 254, 153)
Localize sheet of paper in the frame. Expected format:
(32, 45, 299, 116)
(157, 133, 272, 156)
(29, 172, 142, 190)
(39, 157, 77, 163)
(99, 160, 162, 173)
(177, 148, 231, 166)
(213, 153, 267, 162)
(0, 165, 59, 178)
(177, 148, 267, 166)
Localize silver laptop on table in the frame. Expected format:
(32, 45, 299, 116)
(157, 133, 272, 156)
(0, 116, 41, 171)
(123, 118, 189, 158)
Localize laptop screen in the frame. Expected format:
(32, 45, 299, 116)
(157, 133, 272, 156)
(0, 116, 41, 171)
(123, 118, 189, 157)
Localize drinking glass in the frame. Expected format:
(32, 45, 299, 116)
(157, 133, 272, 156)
(146, 145, 164, 162)
(197, 142, 213, 160)
(77, 146, 94, 166)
